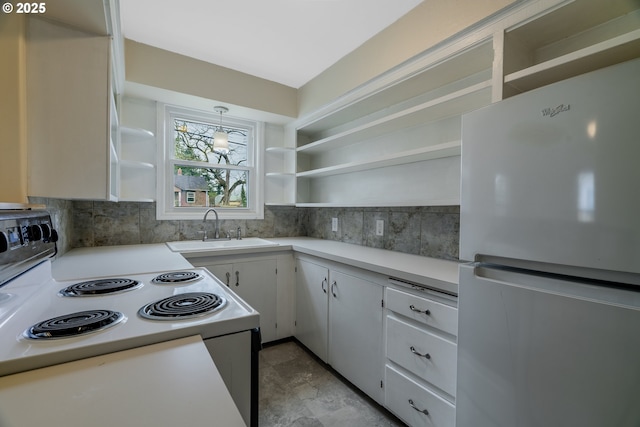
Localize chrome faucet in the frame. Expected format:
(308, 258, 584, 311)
(203, 208, 220, 241)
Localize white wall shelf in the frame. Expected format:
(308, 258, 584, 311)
(297, 141, 460, 179)
(264, 124, 296, 206)
(297, 81, 490, 156)
(119, 97, 158, 202)
(502, 0, 640, 96)
(120, 160, 155, 170)
(121, 126, 155, 141)
(293, 37, 493, 207)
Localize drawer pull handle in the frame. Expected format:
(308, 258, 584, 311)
(409, 305, 430, 315)
(408, 399, 429, 415)
(410, 346, 431, 359)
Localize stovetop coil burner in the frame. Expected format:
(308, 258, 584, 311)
(59, 278, 142, 297)
(138, 292, 226, 320)
(152, 271, 202, 284)
(24, 309, 125, 340)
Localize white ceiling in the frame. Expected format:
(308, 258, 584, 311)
(120, 0, 423, 89)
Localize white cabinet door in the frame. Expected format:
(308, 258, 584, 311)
(207, 263, 233, 287)
(27, 18, 116, 200)
(233, 259, 277, 343)
(328, 269, 384, 404)
(295, 258, 329, 362)
(203, 260, 278, 343)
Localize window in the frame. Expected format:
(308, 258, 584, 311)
(158, 105, 264, 220)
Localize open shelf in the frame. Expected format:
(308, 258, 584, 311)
(120, 160, 155, 170)
(505, 28, 640, 93)
(121, 126, 155, 140)
(503, 0, 640, 95)
(297, 141, 460, 178)
(297, 39, 494, 136)
(292, 38, 494, 208)
(298, 79, 491, 154)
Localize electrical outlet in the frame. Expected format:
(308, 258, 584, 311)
(376, 219, 384, 236)
(331, 217, 338, 232)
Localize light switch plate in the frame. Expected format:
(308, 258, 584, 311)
(376, 219, 384, 236)
(332, 217, 338, 232)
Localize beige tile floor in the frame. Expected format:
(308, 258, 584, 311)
(259, 340, 406, 427)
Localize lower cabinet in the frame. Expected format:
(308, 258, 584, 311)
(193, 249, 459, 427)
(384, 284, 458, 427)
(295, 257, 330, 361)
(190, 256, 279, 343)
(385, 364, 455, 427)
(295, 256, 384, 404)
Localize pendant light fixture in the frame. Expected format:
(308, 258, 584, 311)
(213, 106, 229, 154)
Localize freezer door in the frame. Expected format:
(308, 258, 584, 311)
(456, 264, 640, 427)
(460, 58, 640, 275)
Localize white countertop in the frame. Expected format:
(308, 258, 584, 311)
(52, 243, 193, 281)
(178, 237, 459, 295)
(53, 238, 459, 294)
(269, 237, 459, 295)
(0, 335, 246, 427)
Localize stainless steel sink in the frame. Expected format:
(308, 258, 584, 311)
(166, 238, 279, 252)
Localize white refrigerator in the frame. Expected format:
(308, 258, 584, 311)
(457, 58, 640, 427)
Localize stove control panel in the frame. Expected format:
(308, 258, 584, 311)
(0, 210, 57, 286)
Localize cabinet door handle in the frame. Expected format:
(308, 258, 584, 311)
(408, 399, 429, 415)
(321, 277, 327, 294)
(225, 271, 230, 287)
(235, 271, 240, 287)
(409, 304, 430, 315)
(331, 280, 337, 297)
(410, 346, 431, 359)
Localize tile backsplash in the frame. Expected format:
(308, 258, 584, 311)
(30, 199, 459, 260)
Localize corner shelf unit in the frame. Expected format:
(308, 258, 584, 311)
(264, 143, 296, 206)
(119, 125, 156, 202)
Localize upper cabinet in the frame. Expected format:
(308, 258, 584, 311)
(27, 17, 119, 201)
(289, 0, 640, 208)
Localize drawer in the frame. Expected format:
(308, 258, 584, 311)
(385, 364, 455, 427)
(386, 287, 458, 336)
(386, 316, 457, 396)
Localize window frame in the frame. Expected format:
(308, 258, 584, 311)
(157, 104, 264, 220)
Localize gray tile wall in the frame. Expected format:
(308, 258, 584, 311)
(31, 199, 460, 260)
(302, 206, 460, 260)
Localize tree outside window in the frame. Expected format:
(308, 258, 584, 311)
(173, 117, 250, 208)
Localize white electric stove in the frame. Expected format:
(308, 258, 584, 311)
(0, 209, 260, 426)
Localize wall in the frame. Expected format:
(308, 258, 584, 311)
(28, 197, 73, 256)
(31, 199, 459, 261)
(302, 206, 459, 260)
(124, 39, 298, 119)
